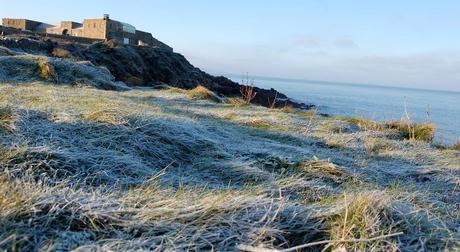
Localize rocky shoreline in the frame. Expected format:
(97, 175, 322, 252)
(0, 31, 313, 110)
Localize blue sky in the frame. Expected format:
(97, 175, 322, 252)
(1, 0, 459, 91)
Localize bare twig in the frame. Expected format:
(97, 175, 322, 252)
(403, 96, 415, 140)
(268, 91, 278, 109)
(240, 73, 257, 104)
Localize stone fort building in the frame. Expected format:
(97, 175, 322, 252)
(2, 15, 170, 49)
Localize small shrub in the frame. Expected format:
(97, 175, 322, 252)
(240, 85, 257, 105)
(240, 75, 257, 105)
(187, 85, 221, 102)
(384, 121, 436, 142)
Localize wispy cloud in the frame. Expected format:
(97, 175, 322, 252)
(333, 38, 357, 48)
(293, 35, 321, 47)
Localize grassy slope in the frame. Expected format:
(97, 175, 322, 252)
(0, 81, 459, 251)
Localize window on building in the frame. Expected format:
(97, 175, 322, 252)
(123, 38, 130, 45)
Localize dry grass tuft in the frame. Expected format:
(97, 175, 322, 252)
(187, 85, 222, 102)
(84, 110, 128, 125)
(340, 117, 381, 131)
(0, 106, 16, 133)
(296, 110, 316, 117)
(37, 57, 58, 83)
(0, 178, 37, 219)
(247, 119, 271, 128)
(0, 145, 25, 166)
(363, 134, 394, 156)
(297, 158, 350, 184)
(225, 97, 247, 106)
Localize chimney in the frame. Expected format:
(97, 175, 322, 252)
(103, 14, 110, 20)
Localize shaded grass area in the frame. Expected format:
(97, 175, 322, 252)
(0, 83, 459, 251)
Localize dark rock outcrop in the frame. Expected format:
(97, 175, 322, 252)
(0, 35, 313, 109)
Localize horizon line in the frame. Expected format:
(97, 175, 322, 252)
(220, 72, 460, 94)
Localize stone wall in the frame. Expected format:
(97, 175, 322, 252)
(0, 25, 103, 45)
(1, 17, 173, 51)
(2, 18, 42, 31)
(47, 21, 84, 36)
(82, 19, 108, 39)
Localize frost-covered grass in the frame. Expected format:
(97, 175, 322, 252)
(0, 82, 459, 251)
(0, 106, 15, 133)
(0, 54, 129, 90)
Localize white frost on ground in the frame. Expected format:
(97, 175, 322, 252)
(0, 82, 459, 251)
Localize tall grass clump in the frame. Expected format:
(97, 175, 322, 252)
(384, 121, 436, 142)
(0, 178, 40, 220)
(326, 192, 400, 251)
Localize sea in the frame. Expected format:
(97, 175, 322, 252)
(227, 75, 460, 145)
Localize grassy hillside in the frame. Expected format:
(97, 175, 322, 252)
(0, 54, 459, 251)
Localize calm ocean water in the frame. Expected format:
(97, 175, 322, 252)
(228, 75, 460, 144)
